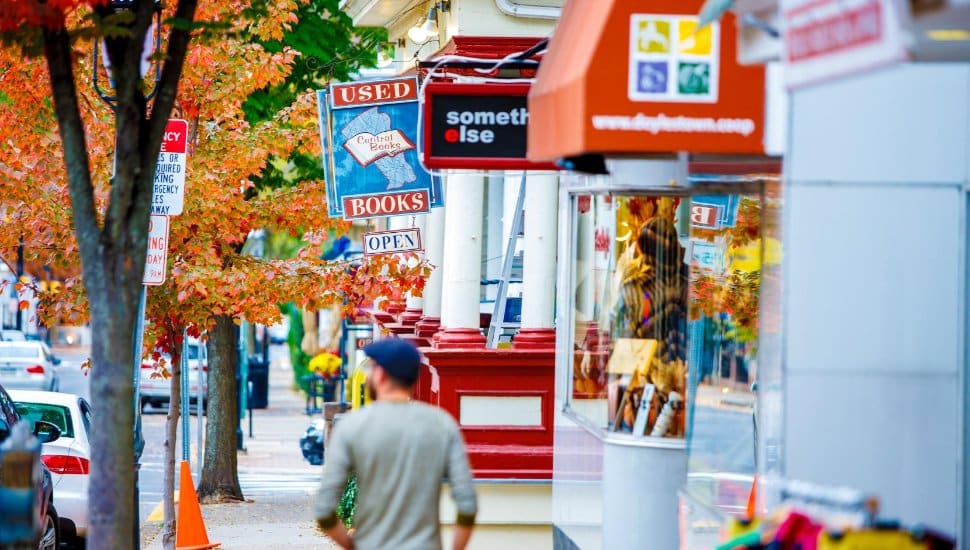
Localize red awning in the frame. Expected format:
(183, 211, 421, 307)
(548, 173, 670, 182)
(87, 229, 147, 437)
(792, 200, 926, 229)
(528, 0, 766, 161)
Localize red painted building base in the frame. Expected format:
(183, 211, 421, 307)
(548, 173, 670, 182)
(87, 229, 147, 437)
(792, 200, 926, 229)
(512, 328, 557, 350)
(433, 327, 486, 349)
(414, 316, 441, 339)
(420, 347, 555, 479)
(399, 307, 423, 327)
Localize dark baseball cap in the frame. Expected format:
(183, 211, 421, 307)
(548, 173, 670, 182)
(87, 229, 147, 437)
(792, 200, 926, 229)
(363, 338, 422, 386)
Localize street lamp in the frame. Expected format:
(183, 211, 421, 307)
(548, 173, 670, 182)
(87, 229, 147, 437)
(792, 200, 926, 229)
(92, 0, 163, 107)
(407, 2, 449, 45)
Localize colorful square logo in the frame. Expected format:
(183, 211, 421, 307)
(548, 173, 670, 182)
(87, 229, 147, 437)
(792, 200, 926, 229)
(635, 19, 671, 53)
(677, 20, 714, 55)
(636, 61, 669, 94)
(628, 15, 719, 103)
(678, 62, 711, 95)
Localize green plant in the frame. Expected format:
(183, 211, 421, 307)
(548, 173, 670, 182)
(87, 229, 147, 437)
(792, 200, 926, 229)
(336, 473, 358, 528)
(284, 302, 312, 393)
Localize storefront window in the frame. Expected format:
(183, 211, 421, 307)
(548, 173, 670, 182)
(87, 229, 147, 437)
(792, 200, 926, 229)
(566, 177, 779, 542)
(569, 193, 689, 438)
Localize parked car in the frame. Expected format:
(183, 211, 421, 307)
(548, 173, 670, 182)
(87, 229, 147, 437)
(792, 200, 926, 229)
(0, 383, 61, 550)
(0, 341, 60, 392)
(10, 390, 91, 547)
(139, 339, 207, 410)
(1, 329, 27, 341)
(299, 418, 326, 466)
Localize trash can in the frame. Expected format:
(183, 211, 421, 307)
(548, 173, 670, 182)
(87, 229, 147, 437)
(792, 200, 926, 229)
(247, 355, 270, 409)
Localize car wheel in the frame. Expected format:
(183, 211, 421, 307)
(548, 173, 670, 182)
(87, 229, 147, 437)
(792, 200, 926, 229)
(37, 508, 58, 550)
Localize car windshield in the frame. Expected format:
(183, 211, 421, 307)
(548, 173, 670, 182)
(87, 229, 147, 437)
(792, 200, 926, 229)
(14, 402, 74, 439)
(0, 344, 42, 359)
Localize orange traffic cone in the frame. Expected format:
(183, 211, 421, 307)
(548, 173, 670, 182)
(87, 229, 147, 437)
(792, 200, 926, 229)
(175, 460, 220, 550)
(745, 475, 758, 520)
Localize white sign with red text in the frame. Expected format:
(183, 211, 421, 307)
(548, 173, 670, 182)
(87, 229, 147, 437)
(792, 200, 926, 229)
(153, 119, 188, 216)
(782, 0, 908, 89)
(143, 215, 169, 286)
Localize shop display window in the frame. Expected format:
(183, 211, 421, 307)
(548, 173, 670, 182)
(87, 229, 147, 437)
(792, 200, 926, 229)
(565, 177, 780, 535)
(569, 193, 689, 438)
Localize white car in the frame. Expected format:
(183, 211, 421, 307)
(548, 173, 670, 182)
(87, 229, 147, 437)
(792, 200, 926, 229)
(0, 328, 27, 341)
(9, 390, 92, 545)
(139, 339, 207, 410)
(0, 341, 60, 391)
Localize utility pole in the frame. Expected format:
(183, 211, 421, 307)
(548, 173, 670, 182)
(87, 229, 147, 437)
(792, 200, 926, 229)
(14, 236, 23, 332)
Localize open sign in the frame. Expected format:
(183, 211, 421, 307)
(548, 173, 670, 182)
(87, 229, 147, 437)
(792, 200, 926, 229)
(362, 228, 423, 256)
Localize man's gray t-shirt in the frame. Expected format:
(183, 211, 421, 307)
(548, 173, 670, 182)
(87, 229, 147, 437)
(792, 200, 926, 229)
(314, 401, 478, 550)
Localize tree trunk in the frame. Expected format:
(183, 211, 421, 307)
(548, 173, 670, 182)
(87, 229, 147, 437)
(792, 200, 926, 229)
(86, 296, 138, 549)
(40, 1, 199, 545)
(161, 335, 183, 549)
(198, 315, 244, 503)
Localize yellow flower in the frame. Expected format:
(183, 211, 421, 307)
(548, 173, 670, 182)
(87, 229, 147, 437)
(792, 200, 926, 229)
(309, 352, 342, 377)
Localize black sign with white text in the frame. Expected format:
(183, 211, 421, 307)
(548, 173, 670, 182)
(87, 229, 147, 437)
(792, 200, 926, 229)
(422, 82, 555, 170)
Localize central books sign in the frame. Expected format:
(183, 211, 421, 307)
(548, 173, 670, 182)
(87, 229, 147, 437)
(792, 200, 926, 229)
(318, 77, 442, 220)
(422, 82, 555, 170)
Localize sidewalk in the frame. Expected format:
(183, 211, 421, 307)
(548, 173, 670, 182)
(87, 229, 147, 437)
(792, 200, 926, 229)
(145, 346, 338, 549)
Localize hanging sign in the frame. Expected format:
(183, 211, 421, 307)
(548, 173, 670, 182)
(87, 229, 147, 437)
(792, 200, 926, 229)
(143, 215, 169, 286)
(782, 0, 907, 89)
(152, 119, 187, 216)
(422, 82, 556, 170)
(317, 77, 443, 220)
(362, 228, 424, 256)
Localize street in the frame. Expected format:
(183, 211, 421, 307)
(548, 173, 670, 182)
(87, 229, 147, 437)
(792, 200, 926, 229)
(53, 342, 318, 529)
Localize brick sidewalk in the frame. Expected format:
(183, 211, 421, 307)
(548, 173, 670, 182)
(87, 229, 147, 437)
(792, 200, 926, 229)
(146, 345, 338, 549)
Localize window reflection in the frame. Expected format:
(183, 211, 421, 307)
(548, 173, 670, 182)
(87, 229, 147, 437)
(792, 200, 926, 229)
(572, 194, 689, 438)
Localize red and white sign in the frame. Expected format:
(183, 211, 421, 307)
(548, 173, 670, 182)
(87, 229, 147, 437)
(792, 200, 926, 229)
(342, 190, 431, 220)
(330, 78, 419, 109)
(343, 129, 415, 166)
(153, 119, 188, 216)
(782, 0, 907, 89)
(689, 204, 721, 228)
(362, 228, 424, 256)
(143, 215, 169, 286)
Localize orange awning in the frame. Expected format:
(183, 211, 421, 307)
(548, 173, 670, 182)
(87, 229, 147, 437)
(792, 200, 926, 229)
(528, 0, 766, 161)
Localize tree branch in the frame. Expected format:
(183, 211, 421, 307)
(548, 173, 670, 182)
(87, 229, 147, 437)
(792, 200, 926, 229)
(42, 22, 102, 283)
(102, 0, 155, 261)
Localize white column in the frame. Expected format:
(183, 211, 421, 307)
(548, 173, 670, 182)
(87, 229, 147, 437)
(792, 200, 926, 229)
(423, 205, 446, 320)
(405, 214, 427, 312)
(576, 198, 595, 322)
(483, 174, 505, 302)
(439, 173, 486, 335)
(519, 174, 559, 330)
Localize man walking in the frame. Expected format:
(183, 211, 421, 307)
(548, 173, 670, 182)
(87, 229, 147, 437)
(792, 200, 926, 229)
(315, 338, 478, 550)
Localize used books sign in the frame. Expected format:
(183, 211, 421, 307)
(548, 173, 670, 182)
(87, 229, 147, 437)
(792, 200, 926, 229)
(318, 77, 443, 220)
(422, 82, 555, 170)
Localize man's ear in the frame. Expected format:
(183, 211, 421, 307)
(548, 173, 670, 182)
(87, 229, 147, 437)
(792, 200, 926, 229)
(370, 365, 385, 385)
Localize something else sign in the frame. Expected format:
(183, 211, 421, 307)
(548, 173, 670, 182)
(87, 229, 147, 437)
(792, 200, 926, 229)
(362, 228, 423, 256)
(318, 77, 442, 220)
(152, 119, 187, 216)
(423, 82, 554, 170)
(143, 215, 169, 286)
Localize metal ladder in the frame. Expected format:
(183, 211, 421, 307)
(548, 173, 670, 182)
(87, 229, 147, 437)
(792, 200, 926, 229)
(486, 174, 526, 348)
